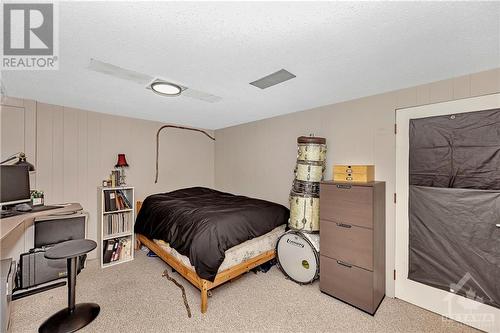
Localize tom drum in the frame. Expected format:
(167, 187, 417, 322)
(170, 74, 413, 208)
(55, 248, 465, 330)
(297, 143, 327, 163)
(289, 191, 320, 233)
(294, 161, 325, 183)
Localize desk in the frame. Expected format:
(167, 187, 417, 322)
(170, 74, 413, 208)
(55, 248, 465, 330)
(1, 203, 82, 240)
(0, 203, 82, 261)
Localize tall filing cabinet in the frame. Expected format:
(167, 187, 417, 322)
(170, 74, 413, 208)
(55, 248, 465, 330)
(319, 181, 385, 314)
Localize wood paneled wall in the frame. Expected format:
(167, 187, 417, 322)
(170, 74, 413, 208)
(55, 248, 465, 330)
(0, 97, 37, 186)
(1, 99, 215, 257)
(2, 68, 498, 265)
(214, 68, 500, 297)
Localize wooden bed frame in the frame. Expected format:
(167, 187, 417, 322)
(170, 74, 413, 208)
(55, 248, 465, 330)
(134, 201, 276, 314)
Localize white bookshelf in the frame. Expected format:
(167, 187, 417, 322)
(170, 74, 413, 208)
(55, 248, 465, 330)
(98, 186, 135, 268)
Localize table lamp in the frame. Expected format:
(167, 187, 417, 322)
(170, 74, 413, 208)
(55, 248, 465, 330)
(0, 152, 35, 171)
(115, 154, 129, 186)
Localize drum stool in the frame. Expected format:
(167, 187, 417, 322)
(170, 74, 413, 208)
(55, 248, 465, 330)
(39, 239, 99, 333)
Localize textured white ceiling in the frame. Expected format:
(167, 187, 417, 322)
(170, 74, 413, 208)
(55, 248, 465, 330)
(2, 1, 499, 129)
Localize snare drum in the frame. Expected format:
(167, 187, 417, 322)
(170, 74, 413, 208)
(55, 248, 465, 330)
(292, 180, 320, 195)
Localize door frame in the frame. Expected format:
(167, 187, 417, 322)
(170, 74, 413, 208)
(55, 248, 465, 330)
(395, 93, 500, 332)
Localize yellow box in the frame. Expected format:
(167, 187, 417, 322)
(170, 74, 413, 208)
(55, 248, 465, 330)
(333, 165, 375, 183)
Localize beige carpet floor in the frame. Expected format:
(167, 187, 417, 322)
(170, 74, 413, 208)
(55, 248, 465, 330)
(11, 251, 477, 333)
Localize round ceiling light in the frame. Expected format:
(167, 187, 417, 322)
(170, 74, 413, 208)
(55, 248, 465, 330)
(150, 81, 182, 97)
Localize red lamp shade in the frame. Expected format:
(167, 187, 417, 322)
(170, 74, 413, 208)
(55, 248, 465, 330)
(115, 154, 129, 168)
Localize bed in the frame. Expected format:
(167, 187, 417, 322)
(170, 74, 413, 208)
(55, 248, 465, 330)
(134, 187, 289, 313)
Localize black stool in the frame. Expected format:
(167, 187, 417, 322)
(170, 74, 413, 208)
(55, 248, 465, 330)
(39, 239, 99, 333)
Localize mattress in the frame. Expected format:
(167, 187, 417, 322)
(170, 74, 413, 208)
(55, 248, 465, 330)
(154, 224, 286, 273)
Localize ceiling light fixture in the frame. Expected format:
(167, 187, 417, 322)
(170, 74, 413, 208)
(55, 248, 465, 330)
(150, 81, 182, 97)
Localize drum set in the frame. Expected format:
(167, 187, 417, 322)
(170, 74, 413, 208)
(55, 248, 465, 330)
(276, 136, 326, 284)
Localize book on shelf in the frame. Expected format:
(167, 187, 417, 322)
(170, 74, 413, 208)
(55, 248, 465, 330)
(104, 190, 131, 212)
(102, 237, 132, 264)
(115, 193, 122, 210)
(104, 192, 110, 212)
(117, 190, 132, 208)
(103, 239, 115, 263)
(103, 212, 132, 236)
(111, 170, 120, 188)
(111, 241, 119, 261)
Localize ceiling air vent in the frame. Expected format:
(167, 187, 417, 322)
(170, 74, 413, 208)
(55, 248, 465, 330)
(249, 69, 296, 89)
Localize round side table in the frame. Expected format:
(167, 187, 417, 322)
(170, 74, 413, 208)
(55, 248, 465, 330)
(39, 239, 99, 333)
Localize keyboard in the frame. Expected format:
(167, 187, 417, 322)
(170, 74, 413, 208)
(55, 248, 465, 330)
(1, 205, 60, 218)
(0, 210, 22, 218)
(30, 205, 60, 213)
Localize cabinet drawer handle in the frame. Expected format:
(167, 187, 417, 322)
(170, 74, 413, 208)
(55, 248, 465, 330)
(336, 184, 352, 189)
(496, 224, 500, 228)
(337, 260, 352, 268)
(336, 223, 352, 228)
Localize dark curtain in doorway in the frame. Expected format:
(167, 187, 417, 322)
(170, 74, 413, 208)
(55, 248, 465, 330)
(409, 108, 500, 309)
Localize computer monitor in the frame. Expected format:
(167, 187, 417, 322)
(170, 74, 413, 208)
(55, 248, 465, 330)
(0, 165, 31, 207)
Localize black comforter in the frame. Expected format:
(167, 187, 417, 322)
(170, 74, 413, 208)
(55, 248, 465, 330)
(134, 187, 289, 281)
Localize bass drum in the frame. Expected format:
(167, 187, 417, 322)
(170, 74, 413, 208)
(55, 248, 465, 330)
(289, 191, 320, 232)
(276, 231, 320, 284)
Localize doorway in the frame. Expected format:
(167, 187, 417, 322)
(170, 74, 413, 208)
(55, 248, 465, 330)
(395, 93, 500, 332)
